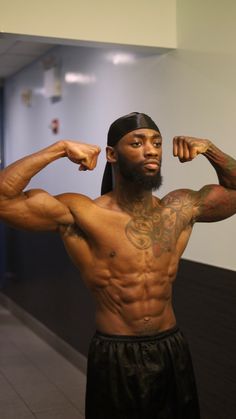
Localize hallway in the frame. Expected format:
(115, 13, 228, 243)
(0, 304, 86, 419)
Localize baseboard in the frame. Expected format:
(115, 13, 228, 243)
(0, 291, 87, 374)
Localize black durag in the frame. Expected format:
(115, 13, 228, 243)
(101, 112, 160, 195)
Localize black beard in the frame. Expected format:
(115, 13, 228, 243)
(117, 153, 163, 191)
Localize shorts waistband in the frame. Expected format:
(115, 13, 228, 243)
(94, 325, 180, 343)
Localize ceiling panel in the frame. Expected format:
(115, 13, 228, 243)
(0, 38, 54, 79)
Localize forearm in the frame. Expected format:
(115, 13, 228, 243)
(204, 143, 236, 189)
(0, 141, 66, 199)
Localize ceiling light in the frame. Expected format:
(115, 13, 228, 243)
(65, 72, 96, 84)
(107, 53, 136, 65)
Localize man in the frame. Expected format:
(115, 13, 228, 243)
(0, 112, 236, 419)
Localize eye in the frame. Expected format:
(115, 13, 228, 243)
(131, 142, 142, 148)
(153, 142, 162, 148)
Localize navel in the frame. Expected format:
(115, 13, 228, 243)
(109, 251, 116, 258)
(144, 316, 150, 322)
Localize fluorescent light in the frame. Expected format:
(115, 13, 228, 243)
(107, 53, 136, 65)
(65, 72, 96, 84)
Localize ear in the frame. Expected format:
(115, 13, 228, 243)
(106, 146, 117, 163)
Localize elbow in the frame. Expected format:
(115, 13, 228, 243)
(0, 176, 19, 200)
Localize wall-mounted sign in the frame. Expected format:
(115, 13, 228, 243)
(21, 88, 32, 107)
(44, 66, 62, 102)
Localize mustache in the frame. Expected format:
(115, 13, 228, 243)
(143, 158, 161, 165)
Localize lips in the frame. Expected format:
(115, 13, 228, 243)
(143, 160, 160, 169)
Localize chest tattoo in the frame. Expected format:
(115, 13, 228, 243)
(125, 194, 194, 257)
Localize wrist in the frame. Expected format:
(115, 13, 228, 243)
(54, 140, 68, 157)
(39, 140, 68, 161)
(203, 140, 214, 155)
(58, 140, 79, 158)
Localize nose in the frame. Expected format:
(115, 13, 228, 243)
(143, 142, 159, 157)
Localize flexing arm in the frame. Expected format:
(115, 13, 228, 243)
(173, 136, 236, 222)
(0, 140, 100, 230)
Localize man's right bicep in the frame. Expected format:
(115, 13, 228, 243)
(0, 188, 74, 231)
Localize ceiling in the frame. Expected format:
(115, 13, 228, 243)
(0, 37, 55, 80)
(0, 34, 170, 82)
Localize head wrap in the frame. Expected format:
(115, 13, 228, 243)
(101, 112, 160, 195)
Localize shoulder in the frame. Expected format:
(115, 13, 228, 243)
(161, 188, 198, 208)
(93, 192, 114, 208)
(56, 192, 96, 209)
(56, 192, 116, 222)
(160, 189, 199, 224)
(56, 192, 104, 226)
(57, 193, 103, 237)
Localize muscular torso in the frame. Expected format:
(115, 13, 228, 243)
(59, 192, 195, 335)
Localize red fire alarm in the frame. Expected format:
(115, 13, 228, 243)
(50, 118, 59, 134)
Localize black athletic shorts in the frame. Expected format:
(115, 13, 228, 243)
(85, 326, 200, 419)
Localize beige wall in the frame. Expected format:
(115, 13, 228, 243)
(157, 0, 236, 269)
(177, 0, 236, 54)
(0, 0, 176, 48)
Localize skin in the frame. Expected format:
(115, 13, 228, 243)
(0, 129, 236, 336)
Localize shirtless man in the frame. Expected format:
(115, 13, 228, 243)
(0, 112, 236, 419)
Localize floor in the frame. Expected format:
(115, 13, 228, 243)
(0, 304, 86, 419)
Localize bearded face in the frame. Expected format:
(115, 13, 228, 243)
(116, 151, 163, 191)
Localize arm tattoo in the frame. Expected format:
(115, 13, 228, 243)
(197, 185, 235, 222)
(204, 145, 236, 188)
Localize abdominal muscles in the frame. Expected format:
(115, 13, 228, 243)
(93, 266, 177, 335)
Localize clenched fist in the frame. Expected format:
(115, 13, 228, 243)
(173, 136, 211, 162)
(64, 141, 101, 171)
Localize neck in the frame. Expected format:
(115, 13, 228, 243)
(114, 177, 154, 214)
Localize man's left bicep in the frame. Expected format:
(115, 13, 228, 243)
(194, 184, 236, 222)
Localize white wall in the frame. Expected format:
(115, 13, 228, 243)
(171, 0, 236, 269)
(0, 0, 176, 48)
(4, 0, 236, 271)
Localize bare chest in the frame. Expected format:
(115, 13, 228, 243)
(62, 201, 192, 281)
(92, 203, 190, 260)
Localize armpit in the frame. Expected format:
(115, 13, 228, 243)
(59, 222, 87, 239)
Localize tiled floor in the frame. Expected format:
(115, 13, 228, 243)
(0, 304, 86, 419)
